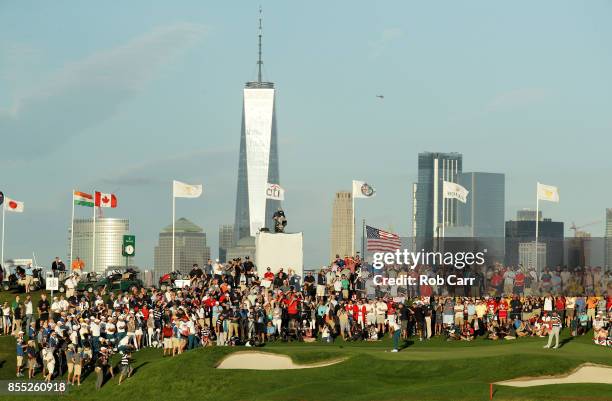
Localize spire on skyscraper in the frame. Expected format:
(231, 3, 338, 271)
(246, 7, 273, 88)
(257, 6, 263, 83)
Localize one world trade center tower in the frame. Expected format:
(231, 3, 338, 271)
(234, 11, 281, 241)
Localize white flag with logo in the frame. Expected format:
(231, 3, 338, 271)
(352, 180, 376, 198)
(265, 183, 285, 200)
(443, 181, 469, 203)
(537, 183, 559, 202)
(4, 197, 24, 213)
(173, 180, 203, 198)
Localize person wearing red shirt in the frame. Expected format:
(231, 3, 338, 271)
(344, 256, 355, 272)
(386, 300, 395, 317)
(162, 322, 174, 356)
(351, 303, 358, 321)
(491, 272, 503, 294)
(218, 293, 228, 304)
(486, 297, 498, 313)
(514, 271, 525, 295)
(284, 294, 299, 318)
(355, 300, 366, 328)
(141, 305, 149, 321)
(346, 258, 357, 274)
(420, 283, 433, 297)
(555, 296, 566, 324)
(263, 267, 274, 281)
(498, 298, 509, 324)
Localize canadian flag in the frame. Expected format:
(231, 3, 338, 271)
(4, 197, 24, 213)
(95, 192, 118, 208)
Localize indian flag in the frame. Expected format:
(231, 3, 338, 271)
(73, 191, 94, 207)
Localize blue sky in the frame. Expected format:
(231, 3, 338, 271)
(1, 1, 611, 268)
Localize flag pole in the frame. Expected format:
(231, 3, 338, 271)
(92, 205, 96, 273)
(172, 187, 176, 272)
(1, 205, 5, 266)
(351, 193, 355, 256)
(535, 183, 539, 277)
(70, 189, 75, 268)
(361, 219, 365, 258)
(442, 190, 446, 239)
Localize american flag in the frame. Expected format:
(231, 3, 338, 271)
(366, 225, 401, 252)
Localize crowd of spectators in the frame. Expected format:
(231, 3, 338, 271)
(1, 254, 611, 386)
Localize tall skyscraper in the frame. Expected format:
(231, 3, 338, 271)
(331, 191, 354, 260)
(69, 217, 129, 274)
(456, 172, 505, 237)
(414, 152, 463, 250)
(439, 172, 506, 263)
(218, 224, 235, 263)
(605, 208, 612, 271)
(234, 12, 280, 241)
(154, 218, 210, 277)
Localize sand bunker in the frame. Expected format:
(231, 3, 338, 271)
(496, 364, 612, 387)
(216, 351, 344, 370)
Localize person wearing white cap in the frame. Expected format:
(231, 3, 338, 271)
(91, 318, 101, 353)
(592, 311, 605, 331)
(50, 297, 62, 321)
(16, 339, 25, 377)
(65, 344, 75, 384)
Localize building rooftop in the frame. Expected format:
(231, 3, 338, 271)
(162, 218, 203, 233)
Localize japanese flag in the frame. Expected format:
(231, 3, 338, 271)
(4, 197, 24, 213)
(95, 192, 118, 208)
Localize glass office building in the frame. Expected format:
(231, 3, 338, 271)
(414, 152, 463, 251)
(446, 172, 506, 263)
(456, 172, 505, 238)
(69, 218, 129, 274)
(234, 24, 280, 241)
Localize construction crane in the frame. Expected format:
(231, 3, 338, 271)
(569, 220, 601, 237)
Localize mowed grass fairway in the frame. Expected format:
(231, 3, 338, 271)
(1, 332, 611, 401)
(0, 291, 610, 400)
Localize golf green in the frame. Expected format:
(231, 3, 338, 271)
(1, 328, 610, 401)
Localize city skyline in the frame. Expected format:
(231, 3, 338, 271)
(1, 2, 611, 269)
